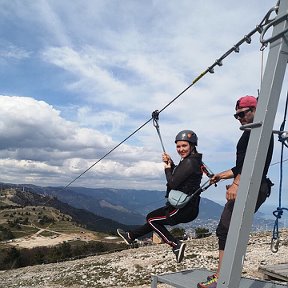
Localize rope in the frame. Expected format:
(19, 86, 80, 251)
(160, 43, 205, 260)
(260, 50, 264, 89)
(64, 5, 278, 189)
(270, 157, 288, 166)
(271, 90, 288, 253)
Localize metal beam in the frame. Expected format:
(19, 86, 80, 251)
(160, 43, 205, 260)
(218, 0, 288, 287)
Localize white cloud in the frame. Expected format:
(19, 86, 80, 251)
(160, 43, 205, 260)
(0, 95, 163, 187)
(41, 46, 131, 105)
(0, 44, 31, 60)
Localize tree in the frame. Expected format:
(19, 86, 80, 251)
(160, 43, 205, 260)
(0, 226, 14, 241)
(195, 227, 211, 238)
(2, 247, 22, 269)
(59, 242, 72, 259)
(170, 227, 185, 239)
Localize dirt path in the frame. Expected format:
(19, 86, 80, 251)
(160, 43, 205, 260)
(8, 225, 98, 248)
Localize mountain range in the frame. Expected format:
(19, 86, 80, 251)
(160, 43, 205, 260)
(0, 182, 274, 232)
(19, 184, 224, 224)
(0, 183, 131, 233)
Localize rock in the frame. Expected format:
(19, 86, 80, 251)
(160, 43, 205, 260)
(0, 230, 287, 287)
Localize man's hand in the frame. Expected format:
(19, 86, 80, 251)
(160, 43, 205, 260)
(226, 183, 238, 200)
(210, 174, 221, 185)
(210, 169, 234, 185)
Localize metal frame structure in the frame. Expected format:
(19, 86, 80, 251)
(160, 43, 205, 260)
(218, 0, 288, 287)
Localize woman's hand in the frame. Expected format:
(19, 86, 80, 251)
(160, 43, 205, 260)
(162, 152, 172, 168)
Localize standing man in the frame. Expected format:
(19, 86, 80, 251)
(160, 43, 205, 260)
(197, 95, 274, 288)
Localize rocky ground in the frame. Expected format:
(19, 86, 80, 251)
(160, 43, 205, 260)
(0, 230, 288, 288)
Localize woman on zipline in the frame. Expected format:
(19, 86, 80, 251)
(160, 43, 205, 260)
(117, 130, 203, 263)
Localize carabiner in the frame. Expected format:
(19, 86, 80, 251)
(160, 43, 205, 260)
(152, 110, 160, 128)
(271, 237, 280, 253)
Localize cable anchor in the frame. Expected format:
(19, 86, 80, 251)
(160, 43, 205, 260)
(260, 6, 288, 50)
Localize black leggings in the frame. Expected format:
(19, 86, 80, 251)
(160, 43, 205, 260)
(129, 197, 200, 248)
(216, 179, 272, 250)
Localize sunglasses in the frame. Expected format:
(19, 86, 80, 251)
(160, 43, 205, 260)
(234, 108, 252, 119)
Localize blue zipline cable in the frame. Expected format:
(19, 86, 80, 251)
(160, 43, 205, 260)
(271, 90, 288, 253)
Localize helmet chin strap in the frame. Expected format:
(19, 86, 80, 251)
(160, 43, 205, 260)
(191, 145, 197, 154)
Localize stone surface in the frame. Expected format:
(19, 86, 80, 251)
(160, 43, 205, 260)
(0, 230, 287, 288)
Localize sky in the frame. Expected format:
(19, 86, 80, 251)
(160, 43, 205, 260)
(0, 0, 287, 211)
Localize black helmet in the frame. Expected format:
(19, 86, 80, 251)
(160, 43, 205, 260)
(175, 130, 198, 145)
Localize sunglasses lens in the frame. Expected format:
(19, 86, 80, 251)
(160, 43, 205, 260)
(234, 108, 251, 119)
(234, 111, 244, 119)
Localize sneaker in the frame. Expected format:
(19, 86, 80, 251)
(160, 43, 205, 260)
(172, 241, 186, 263)
(117, 228, 133, 245)
(197, 275, 218, 288)
(206, 273, 217, 281)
